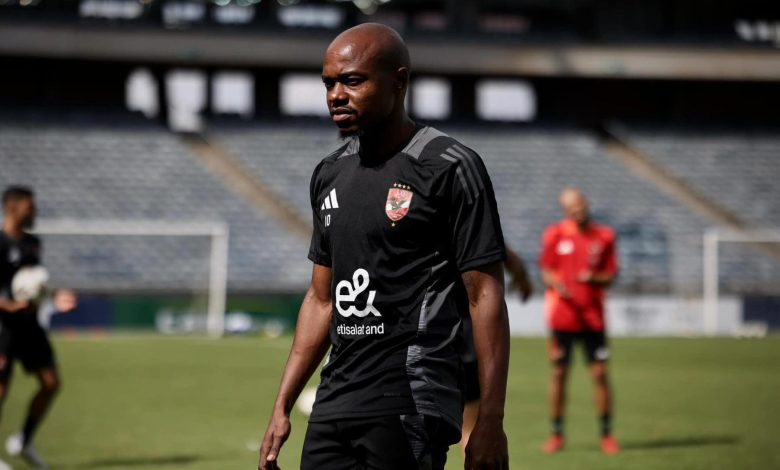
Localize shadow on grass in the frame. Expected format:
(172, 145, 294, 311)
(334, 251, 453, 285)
(66, 454, 218, 468)
(622, 435, 740, 451)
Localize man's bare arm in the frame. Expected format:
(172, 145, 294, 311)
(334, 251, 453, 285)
(505, 247, 533, 302)
(462, 262, 510, 470)
(578, 270, 616, 288)
(259, 264, 333, 470)
(0, 298, 29, 314)
(541, 268, 570, 298)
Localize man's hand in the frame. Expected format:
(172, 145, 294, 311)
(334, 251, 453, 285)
(554, 281, 571, 299)
(576, 271, 592, 284)
(577, 270, 615, 287)
(541, 268, 570, 299)
(504, 248, 532, 303)
(257, 264, 332, 470)
(510, 274, 533, 303)
(465, 416, 509, 470)
(258, 409, 291, 470)
(53, 289, 78, 313)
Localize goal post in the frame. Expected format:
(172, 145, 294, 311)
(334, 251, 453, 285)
(703, 228, 780, 336)
(33, 219, 229, 338)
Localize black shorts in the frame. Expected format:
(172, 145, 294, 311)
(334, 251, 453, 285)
(0, 322, 56, 379)
(549, 330, 609, 366)
(301, 414, 450, 470)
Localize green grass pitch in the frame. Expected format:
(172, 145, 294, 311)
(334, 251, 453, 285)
(2, 334, 779, 469)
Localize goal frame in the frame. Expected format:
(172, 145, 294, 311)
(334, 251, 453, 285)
(33, 219, 229, 338)
(703, 228, 780, 336)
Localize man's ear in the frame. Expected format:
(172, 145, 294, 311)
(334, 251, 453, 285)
(395, 67, 410, 94)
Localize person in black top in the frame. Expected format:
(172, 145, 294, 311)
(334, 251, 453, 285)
(0, 186, 77, 469)
(259, 24, 511, 470)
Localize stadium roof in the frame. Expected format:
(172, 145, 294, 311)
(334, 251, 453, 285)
(1, 22, 779, 81)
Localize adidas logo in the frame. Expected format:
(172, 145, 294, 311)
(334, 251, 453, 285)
(320, 188, 339, 211)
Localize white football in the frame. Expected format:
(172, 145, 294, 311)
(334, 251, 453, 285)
(296, 387, 318, 417)
(11, 265, 50, 303)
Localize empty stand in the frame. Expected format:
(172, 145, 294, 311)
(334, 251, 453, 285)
(618, 125, 780, 294)
(3, 116, 776, 295)
(0, 118, 310, 291)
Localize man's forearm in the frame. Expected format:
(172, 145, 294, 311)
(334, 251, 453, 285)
(541, 269, 560, 290)
(0, 298, 27, 314)
(505, 248, 527, 280)
(583, 271, 615, 287)
(0, 298, 16, 313)
(470, 296, 510, 418)
(272, 289, 332, 416)
(463, 265, 510, 419)
(593, 272, 615, 287)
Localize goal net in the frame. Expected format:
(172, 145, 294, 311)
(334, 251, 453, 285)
(33, 219, 229, 337)
(703, 228, 780, 336)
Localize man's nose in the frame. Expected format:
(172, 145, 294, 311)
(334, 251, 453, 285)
(329, 83, 348, 104)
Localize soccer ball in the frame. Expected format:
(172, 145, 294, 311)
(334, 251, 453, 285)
(11, 265, 50, 303)
(296, 387, 317, 417)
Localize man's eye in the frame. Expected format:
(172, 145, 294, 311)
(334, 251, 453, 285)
(346, 78, 362, 86)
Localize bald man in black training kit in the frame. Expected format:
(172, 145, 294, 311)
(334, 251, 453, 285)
(259, 24, 511, 470)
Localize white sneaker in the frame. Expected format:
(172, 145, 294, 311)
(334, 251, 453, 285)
(4, 433, 22, 456)
(5, 433, 47, 469)
(0, 456, 12, 470)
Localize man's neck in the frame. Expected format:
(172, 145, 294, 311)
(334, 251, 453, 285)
(358, 114, 417, 164)
(2, 220, 23, 240)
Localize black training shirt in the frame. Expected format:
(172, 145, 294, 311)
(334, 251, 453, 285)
(307, 126, 506, 439)
(0, 230, 42, 329)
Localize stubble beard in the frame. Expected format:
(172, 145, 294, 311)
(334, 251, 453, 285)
(338, 128, 363, 140)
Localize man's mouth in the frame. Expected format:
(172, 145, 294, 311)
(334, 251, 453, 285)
(331, 108, 354, 123)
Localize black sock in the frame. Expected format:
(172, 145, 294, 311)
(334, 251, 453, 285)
(552, 417, 564, 436)
(600, 413, 611, 437)
(22, 416, 39, 447)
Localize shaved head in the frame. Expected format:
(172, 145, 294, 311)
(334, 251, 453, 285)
(559, 187, 587, 207)
(322, 23, 412, 138)
(327, 23, 410, 75)
(559, 187, 590, 226)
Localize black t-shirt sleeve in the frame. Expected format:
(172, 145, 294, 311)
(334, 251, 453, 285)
(447, 148, 506, 272)
(307, 162, 332, 267)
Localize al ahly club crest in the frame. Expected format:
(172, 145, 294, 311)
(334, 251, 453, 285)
(385, 183, 413, 223)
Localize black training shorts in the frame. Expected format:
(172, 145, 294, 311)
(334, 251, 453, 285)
(549, 330, 609, 366)
(301, 414, 451, 470)
(0, 322, 56, 379)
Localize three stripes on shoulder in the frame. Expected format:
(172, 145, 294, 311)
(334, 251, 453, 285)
(321, 188, 339, 210)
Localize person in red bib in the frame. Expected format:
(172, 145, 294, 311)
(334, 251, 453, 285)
(539, 188, 620, 455)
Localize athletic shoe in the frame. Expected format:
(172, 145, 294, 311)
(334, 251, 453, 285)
(600, 435, 620, 455)
(542, 434, 564, 453)
(0, 456, 12, 470)
(4, 433, 21, 456)
(5, 433, 48, 468)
